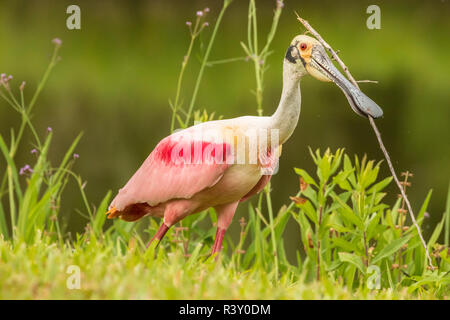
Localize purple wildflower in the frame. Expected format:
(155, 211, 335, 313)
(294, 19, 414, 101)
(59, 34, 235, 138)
(19, 164, 33, 176)
(196, 11, 203, 17)
(30, 148, 38, 155)
(203, 22, 209, 27)
(52, 38, 62, 47)
(73, 153, 79, 159)
(186, 21, 192, 26)
(20, 81, 26, 91)
(204, 7, 210, 13)
(47, 127, 52, 133)
(0, 73, 12, 88)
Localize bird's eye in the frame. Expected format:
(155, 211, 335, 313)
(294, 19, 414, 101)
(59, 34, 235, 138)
(300, 43, 307, 51)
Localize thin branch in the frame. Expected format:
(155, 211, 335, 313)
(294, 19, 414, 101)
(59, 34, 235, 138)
(295, 13, 434, 268)
(356, 80, 379, 84)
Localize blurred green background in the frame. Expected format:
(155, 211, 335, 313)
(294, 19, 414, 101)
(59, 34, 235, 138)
(0, 0, 449, 251)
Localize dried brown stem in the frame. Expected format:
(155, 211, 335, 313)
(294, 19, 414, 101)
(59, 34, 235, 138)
(295, 12, 434, 268)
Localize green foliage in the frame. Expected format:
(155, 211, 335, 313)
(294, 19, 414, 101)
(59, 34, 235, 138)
(292, 148, 449, 297)
(0, 1, 448, 300)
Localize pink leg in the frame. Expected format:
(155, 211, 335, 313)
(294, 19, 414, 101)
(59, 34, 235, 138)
(211, 228, 227, 254)
(146, 200, 193, 249)
(211, 201, 239, 255)
(146, 223, 170, 248)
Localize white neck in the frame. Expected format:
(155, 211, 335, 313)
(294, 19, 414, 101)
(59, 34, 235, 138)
(270, 60, 303, 144)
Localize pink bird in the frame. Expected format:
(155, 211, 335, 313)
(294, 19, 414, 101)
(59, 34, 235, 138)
(106, 35, 382, 255)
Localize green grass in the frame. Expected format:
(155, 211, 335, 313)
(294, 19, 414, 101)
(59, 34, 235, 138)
(0, 1, 449, 300)
(0, 234, 443, 300)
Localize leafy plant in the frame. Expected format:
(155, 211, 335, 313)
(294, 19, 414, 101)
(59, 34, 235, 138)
(292, 148, 449, 296)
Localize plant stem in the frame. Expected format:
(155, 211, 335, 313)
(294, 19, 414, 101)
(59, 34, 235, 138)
(245, 0, 284, 278)
(369, 116, 433, 268)
(0, 43, 60, 202)
(316, 204, 323, 281)
(265, 182, 279, 277)
(7, 168, 16, 228)
(316, 239, 321, 281)
(170, 18, 201, 133)
(184, 0, 233, 127)
(363, 231, 369, 267)
(27, 44, 60, 114)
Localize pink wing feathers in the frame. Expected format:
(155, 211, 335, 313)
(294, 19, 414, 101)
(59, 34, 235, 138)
(109, 130, 233, 212)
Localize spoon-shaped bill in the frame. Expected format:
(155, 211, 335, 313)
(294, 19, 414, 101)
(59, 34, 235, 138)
(308, 46, 383, 118)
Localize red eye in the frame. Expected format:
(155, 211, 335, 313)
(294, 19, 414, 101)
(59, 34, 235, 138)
(300, 43, 307, 50)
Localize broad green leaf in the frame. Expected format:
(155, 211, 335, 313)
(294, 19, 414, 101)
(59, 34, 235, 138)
(416, 190, 433, 225)
(317, 154, 331, 182)
(0, 135, 23, 201)
(333, 237, 358, 252)
(366, 210, 383, 240)
(296, 200, 318, 225)
(367, 176, 393, 194)
(427, 213, 445, 250)
(332, 194, 364, 230)
(93, 191, 112, 236)
(344, 155, 356, 188)
(0, 202, 9, 238)
(294, 168, 317, 187)
(338, 252, 365, 274)
(372, 236, 410, 263)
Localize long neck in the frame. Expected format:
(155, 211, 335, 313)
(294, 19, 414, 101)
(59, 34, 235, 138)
(270, 60, 302, 144)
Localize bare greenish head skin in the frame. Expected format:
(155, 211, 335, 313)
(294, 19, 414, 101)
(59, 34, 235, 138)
(285, 35, 383, 118)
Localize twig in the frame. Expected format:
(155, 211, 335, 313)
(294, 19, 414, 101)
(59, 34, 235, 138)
(184, 0, 233, 128)
(356, 80, 379, 84)
(295, 13, 434, 268)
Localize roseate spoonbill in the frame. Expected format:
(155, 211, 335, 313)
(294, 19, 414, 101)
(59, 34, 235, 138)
(106, 35, 382, 255)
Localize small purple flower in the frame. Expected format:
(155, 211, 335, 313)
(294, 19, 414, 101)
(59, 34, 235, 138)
(19, 164, 33, 176)
(0, 73, 12, 86)
(203, 22, 209, 27)
(186, 21, 192, 26)
(47, 127, 52, 133)
(20, 81, 26, 91)
(52, 38, 62, 47)
(204, 7, 210, 13)
(276, 0, 284, 9)
(30, 148, 38, 155)
(73, 153, 79, 159)
(196, 10, 203, 17)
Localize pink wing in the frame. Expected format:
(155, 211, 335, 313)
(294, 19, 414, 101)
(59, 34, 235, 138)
(110, 132, 233, 211)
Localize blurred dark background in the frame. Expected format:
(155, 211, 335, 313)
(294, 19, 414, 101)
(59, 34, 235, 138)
(0, 0, 449, 251)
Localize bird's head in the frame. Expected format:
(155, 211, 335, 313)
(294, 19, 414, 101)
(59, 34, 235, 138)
(285, 35, 383, 118)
